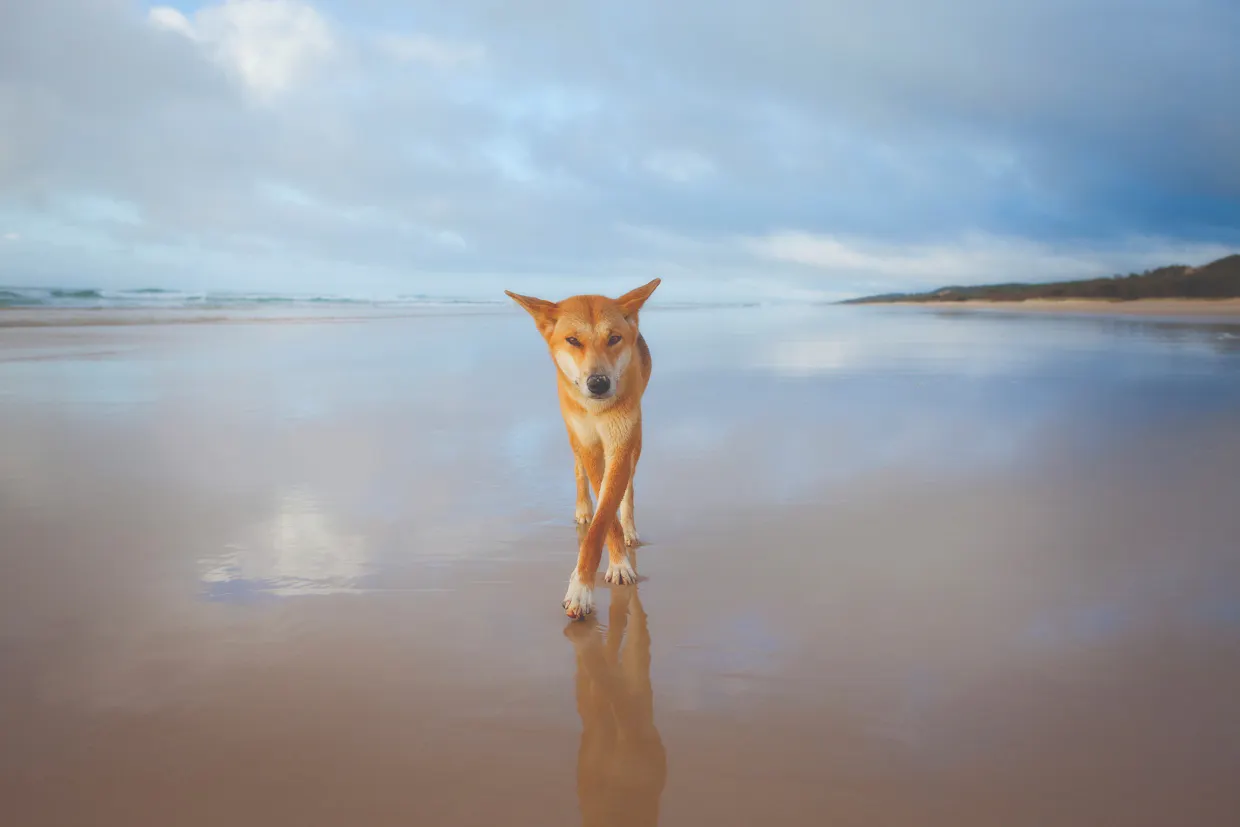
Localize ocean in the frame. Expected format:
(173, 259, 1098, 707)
(0, 285, 509, 310)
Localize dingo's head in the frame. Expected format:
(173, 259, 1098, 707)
(505, 279, 661, 402)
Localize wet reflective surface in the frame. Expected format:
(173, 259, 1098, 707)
(2, 305, 1240, 825)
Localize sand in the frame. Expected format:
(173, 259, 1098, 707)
(2, 307, 1239, 826)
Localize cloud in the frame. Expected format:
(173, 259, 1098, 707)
(643, 150, 715, 184)
(0, 0, 1236, 299)
(375, 33, 485, 69)
(744, 232, 1238, 288)
(149, 0, 337, 98)
(2, 232, 19, 242)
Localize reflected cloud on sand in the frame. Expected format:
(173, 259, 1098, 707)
(565, 583, 667, 827)
(200, 485, 368, 599)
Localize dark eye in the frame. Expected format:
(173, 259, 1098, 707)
(566, 337, 582, 347)
(607, 335, 622, 346)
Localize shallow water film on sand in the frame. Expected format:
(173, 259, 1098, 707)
(2, 304, 1239, 826)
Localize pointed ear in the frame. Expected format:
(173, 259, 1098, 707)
(616, 277, 661, 322)
(504, 290, 559, 336)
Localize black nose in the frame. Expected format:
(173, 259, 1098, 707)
(586, 374, 611, 396)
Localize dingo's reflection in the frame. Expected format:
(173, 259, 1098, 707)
(564, 583, 667, 826)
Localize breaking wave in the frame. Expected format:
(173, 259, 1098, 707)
(0, 286, 507, 310)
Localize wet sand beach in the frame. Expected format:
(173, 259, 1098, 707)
(3, 305, 1240, 826)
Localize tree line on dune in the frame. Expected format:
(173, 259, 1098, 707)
(843, 253, 1240, 304)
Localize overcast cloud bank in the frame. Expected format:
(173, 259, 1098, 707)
(1, 0, 1237, 302)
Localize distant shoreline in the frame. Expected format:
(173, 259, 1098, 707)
(841, 253, 1239, 310)
(859, 298, 1240, 317)
(5, 298, 1239, 330)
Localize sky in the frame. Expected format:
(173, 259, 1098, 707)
(1, 0, 1238, 302)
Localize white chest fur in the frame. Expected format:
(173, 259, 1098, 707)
(566, 411, 603, 449)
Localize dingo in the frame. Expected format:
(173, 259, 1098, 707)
(505, 278, 661, 619)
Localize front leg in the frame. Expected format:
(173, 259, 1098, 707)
(564, 448, 634, 619)
(574, 454, 593, 525)
(621, 428, 642, 546)
(595, 452, 637, 585)
(620, 476, 638, 547)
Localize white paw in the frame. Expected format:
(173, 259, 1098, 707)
(623, 526, 640, 547)
(574, 507, 593, 526)
(604, 555, 637, 585)
(562, 571, 594, 620)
